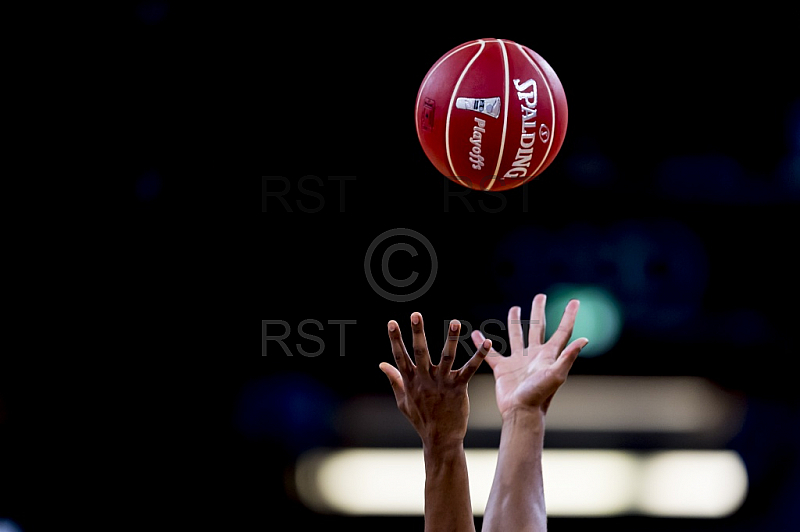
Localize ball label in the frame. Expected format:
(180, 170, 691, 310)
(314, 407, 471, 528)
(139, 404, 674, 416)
(469, 117, 487, 170)
(455, 97, 502, 119)
(503, 78, 539, 179)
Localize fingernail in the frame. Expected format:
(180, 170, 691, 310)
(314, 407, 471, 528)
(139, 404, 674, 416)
(450, 320, 459, 332)
(483, 339, 492, 349)
(411, 313, 420, 325)
(388, 321, 396, 332)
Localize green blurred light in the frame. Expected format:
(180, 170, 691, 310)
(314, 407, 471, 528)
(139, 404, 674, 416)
(545, 284, 622, 357)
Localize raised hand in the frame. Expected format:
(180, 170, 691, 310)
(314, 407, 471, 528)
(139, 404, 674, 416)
(380, 311, 492, 532)
(475, 295, 589, 532)
(380, 312, 492, 446)
(471, 294, 588, 418)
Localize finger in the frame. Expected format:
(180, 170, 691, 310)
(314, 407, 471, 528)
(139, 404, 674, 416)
(547, 299, 580, 353)
(439, 319, 460, 372)
(528, 293, 547, 347)
(539, 338, 585, 414)
(410, 312, 431, 372)
(470, 329, 485, 348)
(552, 337, 588, 380)
(507, 305, 524, 355)
(471, 330, 501, 369)
(379, 362, 406, 404)
(458, 338, 492, 382)
(388, 320, 414, 375)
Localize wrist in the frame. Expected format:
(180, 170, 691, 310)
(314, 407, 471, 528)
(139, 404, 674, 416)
(422, 435, 464, 454)
(423, 439, 466, 474)
(500, 405, 546, 428)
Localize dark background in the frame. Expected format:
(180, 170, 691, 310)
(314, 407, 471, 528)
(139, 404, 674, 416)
(8, 3, 798, 531)
(252, 7, 799, 529)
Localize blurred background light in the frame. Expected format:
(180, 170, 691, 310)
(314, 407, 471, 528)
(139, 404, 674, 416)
(490, 219, 708, 338)
(656, 154, 752, 203)
(774, 98, 800, 200)
(0, 520, 23, 532)
(135, 171, 162, 202)
(296, 448, 425, 515)
(540, 450, 639, 516)
(602, 219, 708, 334)
(135, 1, 170, 25)
(338, 376, 746, 446)
(789, 99, 800, 154)
(492, 225, 551, 299)
(294, 448, 748, 518)
(234, 373, 338, 452)
(778, 154, 800, 192)
(470, 375, 745, 442)
(543, 283, 622, 357)
(638, 451, 749, 517)
(564, 137, 617, 188)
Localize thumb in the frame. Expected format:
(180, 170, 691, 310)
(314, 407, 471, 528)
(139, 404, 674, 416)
(555, 337, 588, 376)
(379, 362, 406, 402)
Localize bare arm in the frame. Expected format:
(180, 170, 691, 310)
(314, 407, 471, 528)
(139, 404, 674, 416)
(473, 295, 588, 532)
(423, 440, 472, 532)
(380, 312, 491, 532)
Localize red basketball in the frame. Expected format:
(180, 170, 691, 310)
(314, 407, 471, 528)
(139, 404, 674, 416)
(415, 38, 568, 191)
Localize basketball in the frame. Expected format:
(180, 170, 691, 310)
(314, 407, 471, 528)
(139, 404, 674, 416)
(415, 38, 568, 191)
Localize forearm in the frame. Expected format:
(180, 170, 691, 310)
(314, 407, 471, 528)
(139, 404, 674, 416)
(482, 408, 547, 532)
(423, 441, 476, 532)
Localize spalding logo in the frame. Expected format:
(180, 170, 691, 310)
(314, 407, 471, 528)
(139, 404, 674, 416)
(503, 78, 546, 179)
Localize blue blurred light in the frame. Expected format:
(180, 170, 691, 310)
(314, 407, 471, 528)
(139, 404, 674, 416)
(602, 219, 708, 333)
(135, 171, 161, 201)
(777, 154, 800, 192)
(789, 99, 800, 154)
(564, 146, 617, 188)
(774, 99, 800, 198)
(0, 519, 23, 532)
(656, 154, 754, 203)
(135, 1, 169, 25)
(492, 220, 708, 335)
(492, 226, 553, 298)
(234, 373, 338, 452)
